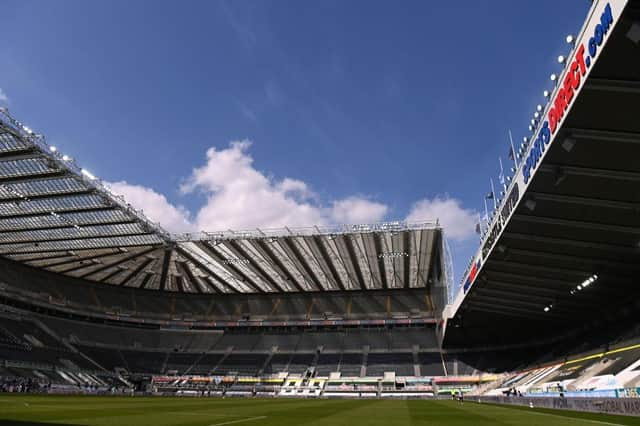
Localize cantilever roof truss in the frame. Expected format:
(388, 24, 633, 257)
(0, 112, 443, 294)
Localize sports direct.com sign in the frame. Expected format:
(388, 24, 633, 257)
(523, 2, 618, 184)
(453, 0, 627, 308)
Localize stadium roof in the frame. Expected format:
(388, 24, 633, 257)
(444, 0, 640, 345)
(0, 111, 443, 294)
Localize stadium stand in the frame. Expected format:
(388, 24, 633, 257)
(4, 1, 640, 408)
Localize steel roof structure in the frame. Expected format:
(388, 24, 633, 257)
(0, 111, 443, 294)
(444, 0, 640, 347)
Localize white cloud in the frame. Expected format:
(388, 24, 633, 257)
(106, 142, 477, 241)
(106, 181, 194, 233)
(103, 141, 387, 233)
(330, 197, 388, 224)
(405, 196, 477, 242)
(180, 140, 385, 231)
(0, 88, 8, 103)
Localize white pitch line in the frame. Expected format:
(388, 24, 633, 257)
(472, 402, 625, 426)
(209, 415, 267, 426)
(523, 409, 625, 426)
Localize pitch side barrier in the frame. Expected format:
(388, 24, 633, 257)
(444, 0, 628, 327)
(476, 395, 640, 417)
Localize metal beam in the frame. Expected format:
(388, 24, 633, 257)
(203, 276, 229, 294)
(138, 272, 153, 289)
(173, 245, 235, 293)
(234, 239, 293, 292)
(198, 241, 263, 293)
(33, 249, 124, 269)
(342, 235, 367, 290)
(474, 287, 589, 310)
(414, 229, 433, 288)
(0, 217, 137, 235)
(373, 233, 390, 290)
(539, 164, 640, 182)
(506, 247, 640, 272)
(255, 239, 306, 292)
(221, 240, 277, 292)
(0, 215, 137, 235)
(403, 232, 411, 289)
(512, 214, 640, 235)
(281, 238, 324, 290)
(360, 233, 385, 289)
(11, 251, 76, 263)
(53, 258, 104, 274)
(347, 234, 377, 289)
(503, 231, 638, 254)
(177, 261, 205, 294)
(584, 78, 640, 95)
(480, 270, 595, 293)
(311, 235, 347, 291)
(282, 238, 330, 291)
(0, 205, 116, 220)
(0, 170, 68, 184)
(0, 151, 43, 163)
(527, 191, 640, 211)
(0, 230, 154, 247)
(487, 279, 600, 300)
(272, 238, 319, 291)
(0, 147, 37, 160)
(158, 249, 172, 291)
(77, 246, 158, 279)
(99, 266, 125, 284)
(117, 257, 154, 287)
(0, 188, 95, 204)
(466, 300, 558, 320)
(0, 239, 163, 255)
(470, 293, 550, 310)
(487, 258, 607, 279)
(379, 232, 400, 288)
(174, 275, 185, 293)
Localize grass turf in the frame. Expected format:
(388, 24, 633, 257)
(0, 395, 640, 426)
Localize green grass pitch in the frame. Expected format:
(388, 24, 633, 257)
(1, 395, 640, 426)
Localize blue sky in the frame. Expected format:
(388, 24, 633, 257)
(0, 0, 589, 280)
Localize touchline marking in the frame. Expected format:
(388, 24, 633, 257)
(524, 409, 624, 426)
(473, 402, 625, 426)
(209, 416, 267, 426)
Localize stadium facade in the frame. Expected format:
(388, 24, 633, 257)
(2, 0, 640, 404)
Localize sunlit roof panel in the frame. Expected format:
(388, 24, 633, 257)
(235, 239, 295, 292)
(0, 157, 59, 179)
(0, 177, 87, 199)
(0, 210, 133, 232)
(0, 235, 163, 253)
(0, 193, 107, 216)
(0, 223, 147, 244)
(0, 132, 31, 153)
